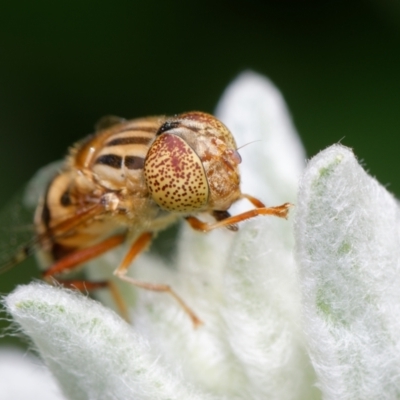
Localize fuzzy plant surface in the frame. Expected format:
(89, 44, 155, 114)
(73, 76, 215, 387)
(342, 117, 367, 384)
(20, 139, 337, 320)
(3, 71, 400, 400)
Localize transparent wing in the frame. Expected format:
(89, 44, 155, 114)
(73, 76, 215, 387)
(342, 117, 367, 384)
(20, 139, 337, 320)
(0, 161, 63, 273)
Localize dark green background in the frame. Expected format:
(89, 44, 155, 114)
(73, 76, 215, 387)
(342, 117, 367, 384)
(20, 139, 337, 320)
(1, 0, 400, 346)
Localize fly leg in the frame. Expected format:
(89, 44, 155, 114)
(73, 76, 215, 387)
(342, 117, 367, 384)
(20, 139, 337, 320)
(186, 199, 292, 232)
(113, 232, 203, 327)
(43, 234, 130, 320)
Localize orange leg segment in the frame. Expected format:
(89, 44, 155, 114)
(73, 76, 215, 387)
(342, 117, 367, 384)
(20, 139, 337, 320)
(42, 203, 105, 245)
(241, 193, 267, 208)
(43, 234, 126, 278)
(186, 201, 293, 232)
(113, 232, 203, 328)
(42, 233, 128, 320)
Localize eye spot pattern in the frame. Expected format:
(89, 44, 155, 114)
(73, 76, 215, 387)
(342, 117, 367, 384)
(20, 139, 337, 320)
(144, 134, 209, 212)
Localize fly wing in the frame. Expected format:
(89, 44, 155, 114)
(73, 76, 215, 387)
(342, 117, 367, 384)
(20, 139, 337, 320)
(0, 161, 63, 273)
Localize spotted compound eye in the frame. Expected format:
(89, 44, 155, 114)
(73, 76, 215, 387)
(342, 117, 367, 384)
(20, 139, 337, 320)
(144, 133, 209, 212)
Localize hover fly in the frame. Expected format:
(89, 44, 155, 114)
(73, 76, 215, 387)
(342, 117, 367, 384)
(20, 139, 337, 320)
(1, 112, 291, 326)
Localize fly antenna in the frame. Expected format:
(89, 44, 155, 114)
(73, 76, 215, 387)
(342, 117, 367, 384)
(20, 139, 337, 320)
(236, 139, 263, 151)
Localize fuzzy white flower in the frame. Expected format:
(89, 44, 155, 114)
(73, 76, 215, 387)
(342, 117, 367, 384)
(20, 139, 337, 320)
(3, 71, 400, 400)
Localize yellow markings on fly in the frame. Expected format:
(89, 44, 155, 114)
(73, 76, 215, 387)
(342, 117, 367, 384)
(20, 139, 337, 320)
(91, 126, 157, 190)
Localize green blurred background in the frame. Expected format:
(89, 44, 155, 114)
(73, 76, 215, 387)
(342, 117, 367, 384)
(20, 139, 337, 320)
(1, 0, 400, 346)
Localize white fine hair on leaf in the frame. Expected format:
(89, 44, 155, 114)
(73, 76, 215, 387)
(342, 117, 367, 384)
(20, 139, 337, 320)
(5, 283, 219, 400)
(219, 214, 320, 400)
(295, 144, 400, 399)
(215, 70, 305, 205)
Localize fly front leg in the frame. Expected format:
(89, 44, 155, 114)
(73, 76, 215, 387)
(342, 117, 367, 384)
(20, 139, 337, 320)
(113, 232, 203, 327)
(186, 199, 292, 232)
(42, 233, 130, 320)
